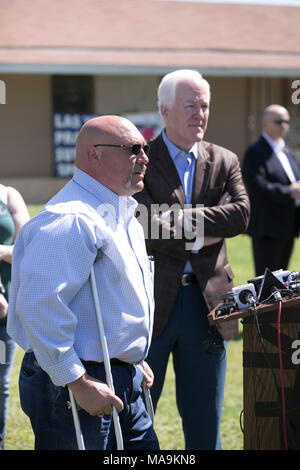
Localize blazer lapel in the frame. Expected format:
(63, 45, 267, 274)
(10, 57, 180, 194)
(261, 137, 291, 184)
(261, 135, 300, 183)
(151, 134, 186, 207)
(266, 153, 290, 184)
(150, 135, 215, 206)
(192, 141, 212, 203)
(285, 146, 300, 180)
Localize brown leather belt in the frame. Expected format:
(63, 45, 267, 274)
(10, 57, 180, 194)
(181, 273, 197, 286)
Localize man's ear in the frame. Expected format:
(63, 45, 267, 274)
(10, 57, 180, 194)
(160, 105, 169, 121)
(88, 145, 100, 163)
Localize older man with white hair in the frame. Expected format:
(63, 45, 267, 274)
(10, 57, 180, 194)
(134, 69, 250, 450)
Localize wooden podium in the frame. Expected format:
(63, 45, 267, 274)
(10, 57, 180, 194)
(208, 295, 300, 450)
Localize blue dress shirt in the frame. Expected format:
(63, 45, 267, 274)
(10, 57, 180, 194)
(162, 131, 202, 271)
(7, 168, 154, 386)
(162, 130, 197, 205)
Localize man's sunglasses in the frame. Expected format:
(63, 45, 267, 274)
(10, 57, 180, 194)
(274, 119, 290, 125)
(94, 143, 150, 156)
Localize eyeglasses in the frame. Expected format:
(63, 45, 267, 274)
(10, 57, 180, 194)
(274, 119, 290, 125)
(94, 143, 150, 156)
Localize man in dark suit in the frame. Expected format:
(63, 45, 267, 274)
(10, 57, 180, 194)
(242, 104, 300, 276)
(134, 69, 250, 449)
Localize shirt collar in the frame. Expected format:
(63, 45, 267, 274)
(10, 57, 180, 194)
(72, 167, 137, 223)
(262, 132, 285, 152)
(162, 129, 198, 161)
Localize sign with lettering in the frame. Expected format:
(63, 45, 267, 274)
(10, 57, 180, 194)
(53, 112, 96, 178)
(53, 112, 162, 178)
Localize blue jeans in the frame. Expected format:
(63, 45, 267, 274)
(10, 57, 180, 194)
(146, 284, 227, 450)
(0, 323, 17, 450)
(19, 352, 159, 450)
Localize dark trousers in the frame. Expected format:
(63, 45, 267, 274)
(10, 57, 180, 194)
(252, 236, 295, 277)
(0, 323, 17, 449)
(19, 352, 159, 450)
(146, 284, 227, 450)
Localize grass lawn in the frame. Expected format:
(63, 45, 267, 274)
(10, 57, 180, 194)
(4, 205, 300, 450)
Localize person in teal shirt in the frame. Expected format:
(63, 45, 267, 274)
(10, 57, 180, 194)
(0, 184, 29, 449)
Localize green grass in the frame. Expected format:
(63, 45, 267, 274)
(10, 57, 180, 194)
(5, 206, 300, 450)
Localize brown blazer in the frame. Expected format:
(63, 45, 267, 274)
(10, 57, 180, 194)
(134, 133, 250, 339)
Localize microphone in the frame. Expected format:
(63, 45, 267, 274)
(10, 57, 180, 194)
(270, 286, 282, 302)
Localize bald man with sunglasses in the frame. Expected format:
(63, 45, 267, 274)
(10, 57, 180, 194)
(242, 104, 300, 276)
(7, 115, 159, 450)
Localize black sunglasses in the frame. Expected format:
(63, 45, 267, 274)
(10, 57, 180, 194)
(94, 143, 150, 156)
(274, 119, 290, 125)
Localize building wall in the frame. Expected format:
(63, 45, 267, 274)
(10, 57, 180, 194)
(1, 73, 299, 204)
(205, 76, 248, 158)
(0, 74, 53, 178)
(94, 75, 250, 158)
(94, 75, 159, 115)
(245, 77, 286, 145)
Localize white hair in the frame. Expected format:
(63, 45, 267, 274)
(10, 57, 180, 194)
(157, 69, 211, 119)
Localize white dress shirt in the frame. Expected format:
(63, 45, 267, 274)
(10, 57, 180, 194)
(262, 132, 300, 206)
(262, 132, 297, 184)
(7, 168, 154, 386)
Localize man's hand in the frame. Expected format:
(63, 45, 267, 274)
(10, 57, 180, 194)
(152, 209, 178, 238)
(202, 192, 232, 247)
(138, 361, 154, 389)
(203, 236, 222, 246)
(0, 294, 8, 319)
(152, 191, 232, 245)
(290, 181, 300, 200)
(218, 191, 231, 206)
(67, 373, 124, 417)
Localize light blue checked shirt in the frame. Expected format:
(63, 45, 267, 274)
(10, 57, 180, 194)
(7, 168, 154, 386)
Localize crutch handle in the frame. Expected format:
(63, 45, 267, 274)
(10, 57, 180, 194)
(90, 265, 124, 450)
(143, 381, 155, 424)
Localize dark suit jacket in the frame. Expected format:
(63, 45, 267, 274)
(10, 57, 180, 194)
(134, 133, 250, 339)
(242, 135, 300, 239)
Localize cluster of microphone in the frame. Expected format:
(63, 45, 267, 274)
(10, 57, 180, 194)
(215, 268, 300, 318)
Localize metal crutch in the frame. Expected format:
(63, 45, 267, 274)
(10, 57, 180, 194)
(68, 388, 85, 450)
(141, 363, 155, 425)
(90, 264, 124, 450)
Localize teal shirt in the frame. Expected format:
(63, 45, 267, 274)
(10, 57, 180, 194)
(0, 200, 15, 323)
